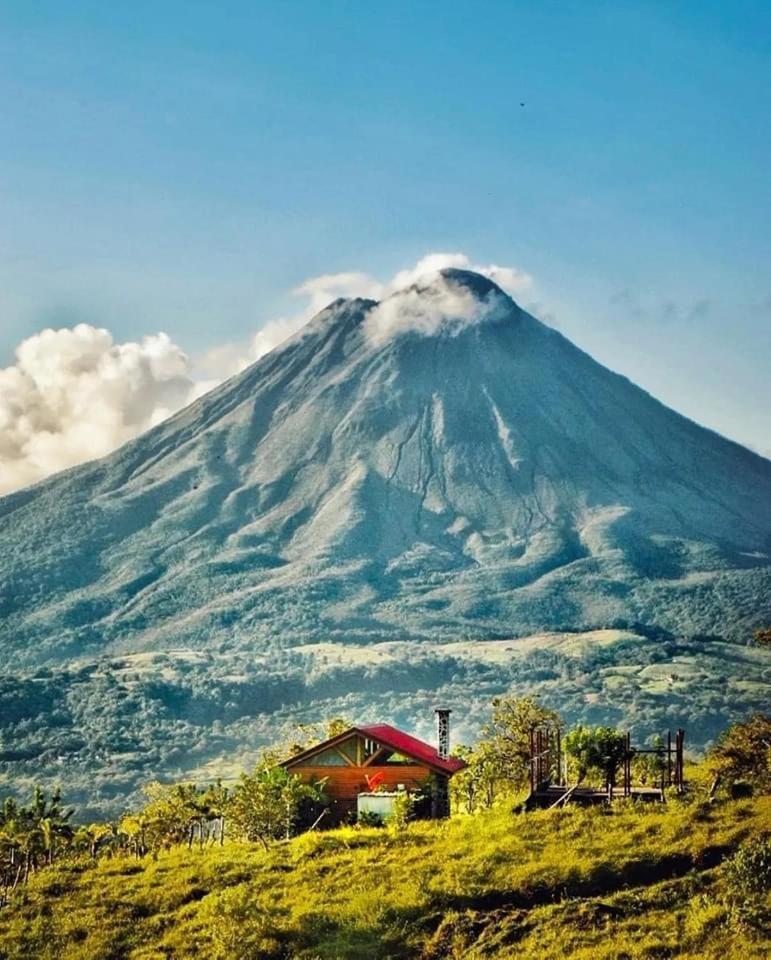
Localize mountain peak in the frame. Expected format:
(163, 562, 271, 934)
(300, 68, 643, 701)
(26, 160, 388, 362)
(432, 267, 505, 299)
(2, 264, 771, 674)
(360, 267, 512, 346)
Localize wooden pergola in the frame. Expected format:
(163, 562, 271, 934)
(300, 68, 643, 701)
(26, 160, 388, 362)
(526, 725, 686, 809)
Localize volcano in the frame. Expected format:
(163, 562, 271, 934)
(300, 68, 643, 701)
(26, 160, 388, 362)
(2, 268, 770, 665)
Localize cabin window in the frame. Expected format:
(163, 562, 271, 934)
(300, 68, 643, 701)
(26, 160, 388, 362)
(363, 738, 380, 760)
(380, 750, 413, 765)
(337, 737, 358, 764)
(295, 746, 349, 766)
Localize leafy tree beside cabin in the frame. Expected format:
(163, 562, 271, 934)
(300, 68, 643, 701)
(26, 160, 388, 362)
(450, 696, 561, 811)
(228, 761, 327, 847)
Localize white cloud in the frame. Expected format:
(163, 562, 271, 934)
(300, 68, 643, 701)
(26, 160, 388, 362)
(200, 251, 533, 377)
(0, 324, 197, 495)
(363, 253, 531, 345)
(0, 252, 534, 494)
(387, 252, 471, 291)
(386, 253, 531, 299)
(363, 272, 509, 346)
(292, 271, 385, 312)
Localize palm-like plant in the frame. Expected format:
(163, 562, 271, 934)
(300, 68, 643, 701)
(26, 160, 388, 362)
(0, 787, 75, 897)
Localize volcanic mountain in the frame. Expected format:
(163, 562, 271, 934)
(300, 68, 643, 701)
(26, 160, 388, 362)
(2, 268, 770, 666)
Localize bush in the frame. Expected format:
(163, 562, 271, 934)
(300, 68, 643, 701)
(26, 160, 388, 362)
(387, 792, 415, 831)
(721, 835, 771, 938)
(200, 886, 288, 960)
(724, 835, 771, 898)
(708, 714, 771, 793)
(357, 810, 383, 828)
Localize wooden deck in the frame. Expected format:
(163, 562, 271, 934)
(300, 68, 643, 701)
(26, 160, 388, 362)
(526, 784, 665, 810)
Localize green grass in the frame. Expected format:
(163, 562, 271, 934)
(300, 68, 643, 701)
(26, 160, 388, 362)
(0, 783, 768, 959)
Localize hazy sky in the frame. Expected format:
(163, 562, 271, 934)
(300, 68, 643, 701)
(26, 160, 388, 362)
(1, 1, 769, 459)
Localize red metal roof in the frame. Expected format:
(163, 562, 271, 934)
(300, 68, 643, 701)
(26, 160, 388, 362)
(359, 723, 466, 775)
(281, 722, 466, 775)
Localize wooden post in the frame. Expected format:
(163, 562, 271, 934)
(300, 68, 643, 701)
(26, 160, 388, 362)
(660, 736, 666, 792)
(556, 727, 562, 785)
(536, 728, 543, 787)
(667, 731, 673, 788)
(625, 732, 631, 797)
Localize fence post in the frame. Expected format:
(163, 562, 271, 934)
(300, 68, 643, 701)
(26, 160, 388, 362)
(556, 726, 562, 785)
(660, 736, 666, 792)
(625, 732, 631, 797)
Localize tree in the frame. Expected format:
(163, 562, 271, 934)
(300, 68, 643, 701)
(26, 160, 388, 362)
(449, 743, 501, 813)
(456, 696, 562, 805)
(753, 628, 771, 648)
(227, 761, 327, 848)
(121, 781, 230, 856)
(485, 695, 562, 787)
(708, 714, 771, 793)
(564, 726, 628, 789)
(118, 814, 147, 859)
(73, 822, 117, 860)
(279, 716, 355, 761)
(0, 787, 74, 899)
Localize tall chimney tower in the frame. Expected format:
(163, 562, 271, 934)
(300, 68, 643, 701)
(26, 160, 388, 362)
(435, 708, 451, 760)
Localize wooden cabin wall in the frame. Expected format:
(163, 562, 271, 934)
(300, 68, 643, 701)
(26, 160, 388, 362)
(289, 763, 437, 824)
(289, 764, 432, 800)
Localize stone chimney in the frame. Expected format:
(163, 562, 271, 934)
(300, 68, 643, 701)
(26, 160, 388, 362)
(435, 708, 451, 760)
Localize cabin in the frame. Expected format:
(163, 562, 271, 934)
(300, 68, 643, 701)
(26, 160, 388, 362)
(281, 710, 466, 824)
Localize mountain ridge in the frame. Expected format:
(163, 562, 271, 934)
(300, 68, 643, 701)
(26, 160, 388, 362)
(1, 269, 770, 668)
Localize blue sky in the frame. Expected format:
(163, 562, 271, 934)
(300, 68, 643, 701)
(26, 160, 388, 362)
(1, 0, 769, 455)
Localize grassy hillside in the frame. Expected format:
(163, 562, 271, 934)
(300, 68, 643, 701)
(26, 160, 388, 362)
(0, 772, 768, 959)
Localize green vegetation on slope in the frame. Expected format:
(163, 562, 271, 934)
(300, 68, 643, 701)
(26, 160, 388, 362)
(0, 771, 768, 959)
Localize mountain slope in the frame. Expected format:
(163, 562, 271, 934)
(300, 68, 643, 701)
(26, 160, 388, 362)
(1, 269, 770, 667)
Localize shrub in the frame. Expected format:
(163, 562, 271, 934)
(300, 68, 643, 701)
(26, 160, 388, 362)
(387, 792, 416, 831)
(357, 810, 383, 828)
(724, 835, 771, 898)
(708, 714, 771, 793)
(200, 885, 288, 960)
(721, 835, 771, 938)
